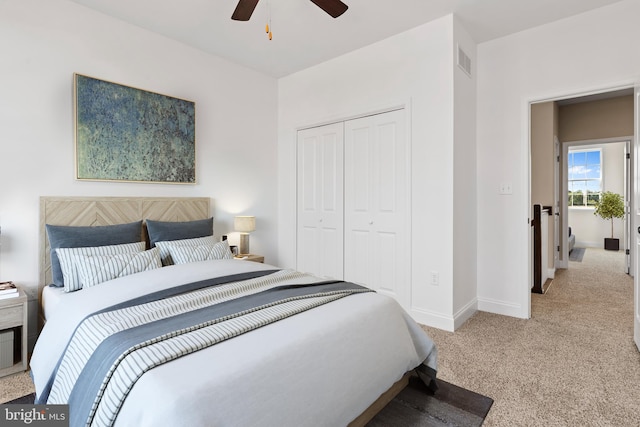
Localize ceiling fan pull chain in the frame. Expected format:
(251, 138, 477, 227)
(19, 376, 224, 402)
(266, 1, 272, 40)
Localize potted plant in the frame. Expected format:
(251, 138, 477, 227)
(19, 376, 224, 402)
(593, 191, 625, 251)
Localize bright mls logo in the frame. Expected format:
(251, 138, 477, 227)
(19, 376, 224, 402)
(2, 405, 68, 426)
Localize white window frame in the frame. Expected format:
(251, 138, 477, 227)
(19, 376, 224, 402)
(568, 147, 603, 208)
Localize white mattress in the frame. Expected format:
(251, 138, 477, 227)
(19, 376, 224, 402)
(31, 259, 437, 426)
(41, 284, 65, 322)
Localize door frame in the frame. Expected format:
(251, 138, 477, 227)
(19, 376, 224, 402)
(294, 102, 413, 310)
(526, 83, 637, 323)
(634, 85, 640, 351)
(560, 137, 632, 270)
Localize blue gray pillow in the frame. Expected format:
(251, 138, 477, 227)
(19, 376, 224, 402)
(146, 217, 213, 248)
(46, 221, 143, 287)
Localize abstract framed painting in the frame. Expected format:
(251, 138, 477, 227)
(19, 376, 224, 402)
(74, 73, 196, 184)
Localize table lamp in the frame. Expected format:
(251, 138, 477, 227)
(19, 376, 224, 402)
(234, 216, 255, 255)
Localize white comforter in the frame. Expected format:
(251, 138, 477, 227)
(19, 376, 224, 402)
(31, 259, 437, 427)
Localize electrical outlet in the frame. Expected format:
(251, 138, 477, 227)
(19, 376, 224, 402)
(430, 271, 439, 286)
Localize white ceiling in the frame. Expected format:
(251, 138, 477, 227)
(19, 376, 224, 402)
(70, 0, 624, 78)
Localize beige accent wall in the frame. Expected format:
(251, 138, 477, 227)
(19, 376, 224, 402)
(531, 101, 558, 270)
(530, 95, 634, 273)
(559, 95, 634, 142)
(559, 95, 633, 253)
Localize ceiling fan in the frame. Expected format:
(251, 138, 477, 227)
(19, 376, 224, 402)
(231, 0, 348, 21)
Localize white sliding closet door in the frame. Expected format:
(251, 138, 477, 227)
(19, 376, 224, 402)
(296, 123, 344, 279)
(344, 109, 410, 309)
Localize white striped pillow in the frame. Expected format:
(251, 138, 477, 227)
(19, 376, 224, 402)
(154, 235, 216, 266)
(56, 241, 146, 292)
(75, 247, 162, 289)
(168, 241, 234, 265)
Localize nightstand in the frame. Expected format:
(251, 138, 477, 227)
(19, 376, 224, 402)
(235, 254, 264, 263)
(0, 288, 28, 378)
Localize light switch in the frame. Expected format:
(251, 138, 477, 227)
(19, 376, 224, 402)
(499, 183, 513, 195)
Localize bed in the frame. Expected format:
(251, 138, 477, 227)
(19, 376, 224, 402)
(30, 196, 437, 427)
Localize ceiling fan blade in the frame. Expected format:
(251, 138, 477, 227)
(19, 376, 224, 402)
(309, 0, 348, 18)
(231, 0, 260, 21)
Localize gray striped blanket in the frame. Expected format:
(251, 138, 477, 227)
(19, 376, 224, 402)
(41, 269, 373, 427)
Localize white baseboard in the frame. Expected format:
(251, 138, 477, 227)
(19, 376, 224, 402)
(453, 298, 477, 330)
(547, 267, 556, 279)
(410, 307, 455, 332)
(477, 296, 527, 319)
(576, 240, 600, 248)
(410, 299, 478, 331)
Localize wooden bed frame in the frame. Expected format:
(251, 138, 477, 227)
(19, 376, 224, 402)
(37, 195, 409, 425)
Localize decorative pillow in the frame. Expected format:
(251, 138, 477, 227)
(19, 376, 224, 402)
(75, 248, 162, 289)
(168, 241, 234, 265)
(146, 218, 213, 248)
(46, 221, 143, 287)
(56, 241, 146, 292)
(155, 235, 216, 266)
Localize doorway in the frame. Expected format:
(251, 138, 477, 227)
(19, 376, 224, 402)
(529, 86, 637, 351)
(530, 89, 635, 278)
(563, 139, 631, 273)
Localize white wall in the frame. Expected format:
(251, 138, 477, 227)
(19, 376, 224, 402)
(0, 0, 278, 346)
(568, 142, 626, 248)
(477, 0, 640, 317)
(278, 15, 478, 330)
(452, 17, 478, 327)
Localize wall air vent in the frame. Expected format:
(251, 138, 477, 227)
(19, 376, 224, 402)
(457, 44, 472, 78)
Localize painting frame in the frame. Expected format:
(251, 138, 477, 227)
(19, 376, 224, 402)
(74, 73, 196, 184)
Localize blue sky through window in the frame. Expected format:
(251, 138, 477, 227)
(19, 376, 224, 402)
(568, 149, 601, 206)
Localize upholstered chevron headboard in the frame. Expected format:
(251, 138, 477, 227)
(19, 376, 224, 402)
(39, 196, 210, 295)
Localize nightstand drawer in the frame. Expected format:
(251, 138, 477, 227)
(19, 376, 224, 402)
(0, 305, 23, 330)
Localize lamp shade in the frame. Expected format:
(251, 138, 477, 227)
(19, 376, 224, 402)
(234, 216, 256, 233)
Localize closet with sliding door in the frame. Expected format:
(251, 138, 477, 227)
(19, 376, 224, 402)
(296, 108, 410, 310)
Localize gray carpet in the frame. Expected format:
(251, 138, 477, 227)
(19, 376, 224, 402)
(569, 247, 585, 262)
(422, 248, 639, 426)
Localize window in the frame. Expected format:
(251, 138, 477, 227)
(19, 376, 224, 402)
(568, 149, 602, 207)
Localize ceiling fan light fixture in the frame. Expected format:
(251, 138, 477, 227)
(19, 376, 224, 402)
(231, 0, 348, 21)
(231, 0, 260, 21)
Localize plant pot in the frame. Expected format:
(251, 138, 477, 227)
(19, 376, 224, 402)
(604, 238, 619, 251)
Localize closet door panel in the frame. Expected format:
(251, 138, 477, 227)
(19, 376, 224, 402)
(350, 126, 372, 212)
(296, 123, 344, 279)
(344, 109, 409, 309)
(378, 122, 397, 212)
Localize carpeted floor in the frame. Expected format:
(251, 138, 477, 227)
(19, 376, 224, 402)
(0, 370, 34, 404)
(422, 248, 639, 426)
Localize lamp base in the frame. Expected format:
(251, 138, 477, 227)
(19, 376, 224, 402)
(239, 233, 250, 255)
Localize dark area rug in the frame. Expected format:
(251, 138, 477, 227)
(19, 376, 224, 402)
(367, 376, 493, 426)
(3, 393, 35, 404)
(4, 377, 493, 426)
(569, 247, 586, 262)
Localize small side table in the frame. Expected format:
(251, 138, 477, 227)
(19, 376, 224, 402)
(235, 254, 264, 263)
(0, 288, 28, 377)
